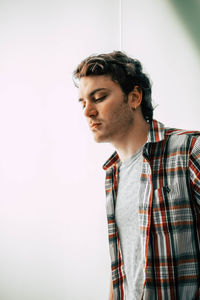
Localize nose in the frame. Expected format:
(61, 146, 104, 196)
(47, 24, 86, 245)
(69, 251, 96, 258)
(84, 102, 98, 118)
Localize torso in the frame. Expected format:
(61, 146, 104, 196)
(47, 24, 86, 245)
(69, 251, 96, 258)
(115, 146, 145, 300)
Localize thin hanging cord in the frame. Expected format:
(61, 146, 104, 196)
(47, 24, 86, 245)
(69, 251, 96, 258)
(119, 0, 122, 50)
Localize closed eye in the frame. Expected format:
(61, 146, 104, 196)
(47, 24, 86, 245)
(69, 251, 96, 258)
(79, 95, 107, 110)
(93, 95, 106, 102)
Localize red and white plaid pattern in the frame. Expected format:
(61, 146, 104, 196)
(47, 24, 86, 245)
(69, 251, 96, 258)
(103, 120, 200, 300)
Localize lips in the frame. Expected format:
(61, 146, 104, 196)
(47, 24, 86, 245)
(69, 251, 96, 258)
(90, 122, 101, 130)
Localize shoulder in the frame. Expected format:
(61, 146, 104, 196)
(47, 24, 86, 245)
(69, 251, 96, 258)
(164, 126, 200, 153)
(165, 126, 200, 141)
(150, 120, 200, 148)
(165, 126, 200, 138)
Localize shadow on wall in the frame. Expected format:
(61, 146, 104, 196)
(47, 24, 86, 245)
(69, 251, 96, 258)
(169, 0, 200, 55)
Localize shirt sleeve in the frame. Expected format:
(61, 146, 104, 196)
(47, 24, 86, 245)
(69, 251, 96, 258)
(189, 136, 200, 207)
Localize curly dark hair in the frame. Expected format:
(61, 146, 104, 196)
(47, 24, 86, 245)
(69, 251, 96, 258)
(73, 51, 153, 122)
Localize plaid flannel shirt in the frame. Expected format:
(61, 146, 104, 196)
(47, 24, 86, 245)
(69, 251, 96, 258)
(103, 120, 200, 300)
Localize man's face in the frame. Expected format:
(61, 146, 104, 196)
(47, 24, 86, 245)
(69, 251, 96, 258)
(78, 75, 134, 144)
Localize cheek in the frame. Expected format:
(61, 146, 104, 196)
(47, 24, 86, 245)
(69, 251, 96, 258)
(100, 103, 114, 118)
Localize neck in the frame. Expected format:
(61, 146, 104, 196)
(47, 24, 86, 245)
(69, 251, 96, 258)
(112, 116, 150, 162)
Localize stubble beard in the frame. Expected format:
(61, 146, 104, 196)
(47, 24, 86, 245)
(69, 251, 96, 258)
(93, 97, 134, 144)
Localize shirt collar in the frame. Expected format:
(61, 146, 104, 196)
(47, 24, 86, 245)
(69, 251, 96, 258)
(103, 120, 165, 171)
(147, 119, 165, 143)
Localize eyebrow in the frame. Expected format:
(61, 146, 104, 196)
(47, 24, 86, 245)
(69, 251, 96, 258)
(78, 88, 107, 102)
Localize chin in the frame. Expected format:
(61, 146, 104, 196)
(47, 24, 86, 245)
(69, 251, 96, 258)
(93, 134, 108, 143)
(94, 137, 104, 143)
(94, 134, 106, 143)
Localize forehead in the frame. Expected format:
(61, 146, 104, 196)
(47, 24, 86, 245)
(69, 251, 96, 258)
(79, 75, 120, 97)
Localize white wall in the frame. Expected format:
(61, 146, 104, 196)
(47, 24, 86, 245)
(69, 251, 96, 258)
(0, 1, 199, 300)
(122, 0, 200, 129)
(0, 1, 117, 299)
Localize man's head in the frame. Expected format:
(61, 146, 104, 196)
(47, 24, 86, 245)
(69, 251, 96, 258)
(73, 51, 153, 122)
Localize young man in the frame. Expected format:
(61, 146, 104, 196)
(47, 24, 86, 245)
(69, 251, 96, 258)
(73, 51, 200, 300)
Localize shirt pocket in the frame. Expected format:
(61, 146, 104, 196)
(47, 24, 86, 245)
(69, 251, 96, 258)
(152, 184, 193, 232)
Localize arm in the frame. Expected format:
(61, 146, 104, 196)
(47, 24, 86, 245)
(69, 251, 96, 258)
(109, 274, 113, 300)
(189, 136, 200, 207)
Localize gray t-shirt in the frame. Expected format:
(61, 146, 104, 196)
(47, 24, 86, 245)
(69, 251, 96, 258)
(115, 147, 144, 300)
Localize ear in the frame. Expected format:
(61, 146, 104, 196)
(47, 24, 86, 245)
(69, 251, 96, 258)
(128, 86, 142, 110)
